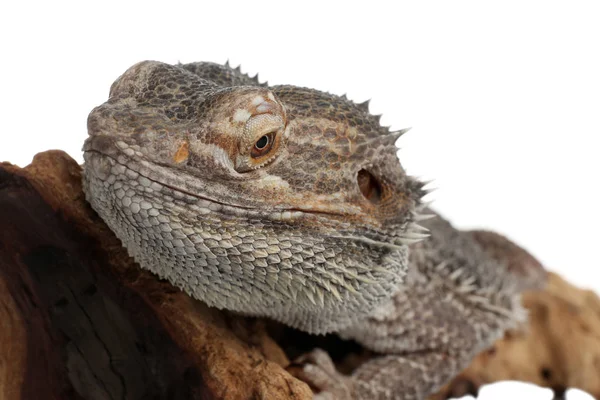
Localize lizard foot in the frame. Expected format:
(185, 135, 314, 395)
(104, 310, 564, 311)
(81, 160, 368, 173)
(293, 348, 355, 400)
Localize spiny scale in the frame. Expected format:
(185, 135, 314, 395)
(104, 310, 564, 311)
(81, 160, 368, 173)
(391, 128, 411, 141)
(357, 99, 371, 112)
(224, 60, 263, 85)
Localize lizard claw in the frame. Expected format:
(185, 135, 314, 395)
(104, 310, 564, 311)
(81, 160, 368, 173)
(293, 348, 354, 400)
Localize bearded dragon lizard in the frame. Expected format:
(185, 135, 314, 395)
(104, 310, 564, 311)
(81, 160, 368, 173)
(82, 61, 543, 399)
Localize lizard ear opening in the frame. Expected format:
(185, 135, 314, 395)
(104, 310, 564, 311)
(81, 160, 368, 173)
(357, 169, 382, 204)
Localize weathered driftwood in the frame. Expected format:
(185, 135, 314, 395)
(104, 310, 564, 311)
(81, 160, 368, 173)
(1, 151, 597, 399)
(431, 272, 600, 399)
(0, 151, 310, 400)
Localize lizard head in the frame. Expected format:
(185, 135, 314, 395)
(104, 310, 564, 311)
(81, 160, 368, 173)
(83, 61, 427, 333)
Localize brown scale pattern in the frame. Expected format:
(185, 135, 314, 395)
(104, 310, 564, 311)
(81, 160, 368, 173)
(181, 62, 264, 87)
(273, 85, 387, 135)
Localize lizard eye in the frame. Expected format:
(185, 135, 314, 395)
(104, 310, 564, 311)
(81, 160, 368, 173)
(236, 112, 284, 172)
(251, 131, 276, 158)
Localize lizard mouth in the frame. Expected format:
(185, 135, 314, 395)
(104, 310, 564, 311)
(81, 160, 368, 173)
(83, 137, 350, 223)
(86, 148, 317, 219)
(84, 136, 424, 249)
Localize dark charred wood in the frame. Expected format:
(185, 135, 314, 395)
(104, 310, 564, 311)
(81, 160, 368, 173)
(0, 151, 311, 400)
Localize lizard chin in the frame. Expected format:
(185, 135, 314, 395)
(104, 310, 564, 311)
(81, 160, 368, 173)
(83, 148, 411, 334)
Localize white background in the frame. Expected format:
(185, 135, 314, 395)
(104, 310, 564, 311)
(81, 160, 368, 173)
(1, 1, 598, 399)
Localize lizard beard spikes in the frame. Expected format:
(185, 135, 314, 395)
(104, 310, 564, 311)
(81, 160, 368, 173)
(82, 60, 424, 334)
(82, 156, 411, 333)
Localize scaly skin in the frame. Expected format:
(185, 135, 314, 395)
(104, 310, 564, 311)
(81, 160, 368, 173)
(82, 61, 543, 399)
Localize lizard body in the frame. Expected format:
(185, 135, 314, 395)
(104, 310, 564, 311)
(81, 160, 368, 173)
(83, 61, 543, 399)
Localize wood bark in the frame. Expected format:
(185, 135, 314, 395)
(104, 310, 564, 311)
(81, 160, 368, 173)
(0, 151, 310, 400)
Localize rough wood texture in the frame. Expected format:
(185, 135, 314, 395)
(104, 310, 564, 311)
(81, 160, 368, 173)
(1, 151, 598, 399)
(0, 151, 311, 400)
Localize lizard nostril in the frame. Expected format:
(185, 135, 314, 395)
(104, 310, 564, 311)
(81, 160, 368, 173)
(357, 169, 382, 204)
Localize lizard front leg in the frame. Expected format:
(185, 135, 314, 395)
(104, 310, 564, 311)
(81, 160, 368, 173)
(294, 348, 355, 400)
(296, 214, 535, 399)
(295, 288, 508, 400)
(296, 347, 463, 400)
(352, 353, 457, 400)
